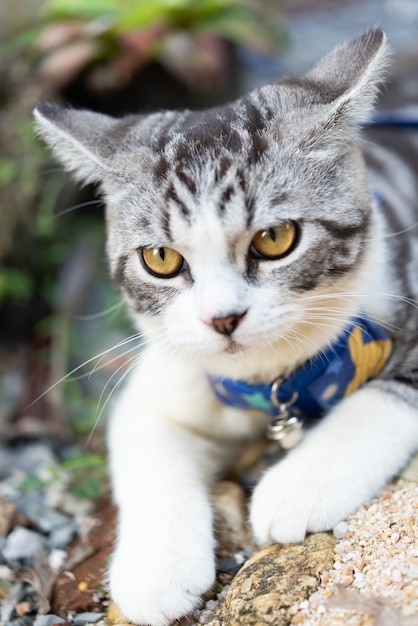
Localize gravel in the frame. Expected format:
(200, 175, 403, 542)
(293, 479, 418, 625)
(0, 441, 103, 626)
(3, 527, 47, 564)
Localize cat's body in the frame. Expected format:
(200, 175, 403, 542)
(35, 29, 418, 626)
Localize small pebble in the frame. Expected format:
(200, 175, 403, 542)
(2, 526, 46, 565)
(353, 572, 366, 588)
(78, 581, 89, 591)
(14, 494, 71, 535)
(333, 521, 348, 539)
(48, 549, 67, 571)
(49, 521, 77, 549)
(72, 612, 106, 625)
(198, 610, 215, 625)
(13, 444, 58, 476)
(33, 615, 66, 626)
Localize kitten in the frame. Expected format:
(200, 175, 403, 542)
(34, 28, 418, 626)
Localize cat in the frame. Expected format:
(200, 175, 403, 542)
(34, 28, 418, 626)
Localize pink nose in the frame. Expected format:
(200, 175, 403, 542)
(207, 310, 247, 336)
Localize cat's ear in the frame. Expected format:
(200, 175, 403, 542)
(34, 104, 119, 185)
(306, 28, 388, 124)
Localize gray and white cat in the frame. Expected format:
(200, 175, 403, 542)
(35, 29, 418, 626)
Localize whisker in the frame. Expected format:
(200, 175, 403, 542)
(53, 199, 104, 220)
(88, 328, 167, 379)
(28, 332, 147, 407)
(72, 300, 124, 321)
(86, 352, 143, 445)
(299, 291, 418, 309)
(301, 308, 402, 333)
(362, 221, 418, 242)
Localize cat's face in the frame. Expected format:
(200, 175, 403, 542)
(104, 103, 374, 369)
(34, 29, 388, 377)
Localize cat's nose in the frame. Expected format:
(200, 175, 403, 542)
(208, 310, 247, 336)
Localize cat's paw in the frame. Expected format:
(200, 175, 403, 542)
(249, 451, 354, 546)
(109, 540, 215, 626)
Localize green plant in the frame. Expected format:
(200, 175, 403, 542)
(18, 452, 108, 501)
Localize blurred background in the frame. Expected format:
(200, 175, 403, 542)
(1, 1, 418, 623)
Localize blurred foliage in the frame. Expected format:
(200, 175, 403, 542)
(18, 451, 108, 500)
(0, 114, 61, 305)
(25, 0, 286, 92)
(41, 0, 282, 47)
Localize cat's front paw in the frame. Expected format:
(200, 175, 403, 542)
(250, 460, 316, 545)
(249, 451, 355, 546)
(109, 540, 215, 626)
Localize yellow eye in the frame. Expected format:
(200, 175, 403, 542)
(251, 222, 298, 259)
(141, 247, 184, 277)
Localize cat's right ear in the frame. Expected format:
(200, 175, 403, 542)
(34, 104, 118, 185)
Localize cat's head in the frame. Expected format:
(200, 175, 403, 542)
(34, 29, 389, 380)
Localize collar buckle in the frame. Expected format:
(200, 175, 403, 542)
(266, 378, 304, 448)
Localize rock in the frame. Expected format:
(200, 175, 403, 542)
(13, 444, 58, 477)
(48, 548, 67, 571)
(107, 603, 132, 625)
(216, 554, 246, 576)
(33, 615, 66, 626)
(72, 612, 106, 625)
(212, 481, 249, 552)
(7, 618, 33, 626)
(400, 452, 418, 483)
(0, 446, 14, 479)
(0, 536, 6, 562)
(2, 526, 46, 565)
(332, 521, 349, 539)
(223, 533, 335, 626)
(49, 522, 77, 549)
(0, 498, 17, 535)
(14, 493, 72, 535)
(45, 482, 94, 518)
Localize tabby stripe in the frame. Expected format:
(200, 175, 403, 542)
(249, 133, 268, 165)
(241, 96, 264, 132)
(175, 166, 197, 195)
(318, 217, 368, 239)
(215, 156, 233, 183)
(161, 207, 173, 240)
(154, 155, 170, 181)
(164, 182, 191, 222)
(245, 195, 256, 228)
(218, 185, 234, 213)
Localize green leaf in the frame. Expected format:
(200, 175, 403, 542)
(0, 269, 34, 302)
(0, 159, 17, 185)
(61, 452, 106, 471)
(69, 477, 104, 500)
(18, 474, 50, 493)
(43, 0, 120, 20)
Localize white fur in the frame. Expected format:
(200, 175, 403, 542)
(108, 347, 263, 625)
(250, 387, 418, 544)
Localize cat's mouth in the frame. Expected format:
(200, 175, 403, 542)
(221, 338, 247, 356)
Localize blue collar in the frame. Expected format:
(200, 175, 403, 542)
(207, 315, 392, 446)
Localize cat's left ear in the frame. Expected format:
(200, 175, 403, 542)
(306, 28, 389, 124)
(34, 104, 120, 185)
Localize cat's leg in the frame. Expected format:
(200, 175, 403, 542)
(250, 383, 418, 545)
(108, 348, 260, 626)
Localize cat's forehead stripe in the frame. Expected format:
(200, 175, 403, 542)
(164, 182, 191, 222)
(175, 165, 197, 195)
